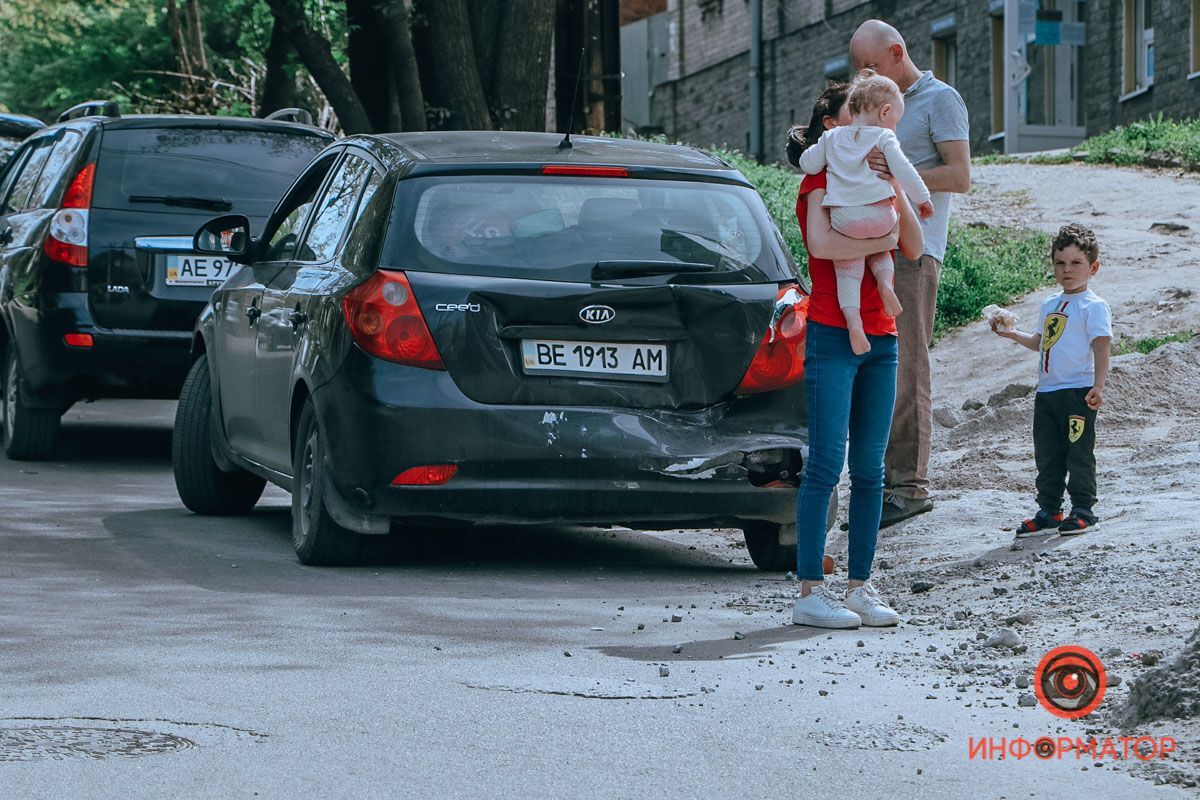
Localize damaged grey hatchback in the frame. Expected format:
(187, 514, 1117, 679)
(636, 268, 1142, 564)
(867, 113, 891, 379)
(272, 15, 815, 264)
(174, 132, 829, 569)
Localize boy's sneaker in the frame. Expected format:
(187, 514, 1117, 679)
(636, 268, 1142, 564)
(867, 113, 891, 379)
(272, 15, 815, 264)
(1015, 510, 1064, 538)
(791, 584, 861, 629)
(845, 582, 901, 627)
(1059, 509, 1098, 535)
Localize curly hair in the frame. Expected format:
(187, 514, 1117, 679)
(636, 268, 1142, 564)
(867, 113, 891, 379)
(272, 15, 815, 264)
(785, 80, 850, 167)
(846, 68, 902, 116)
(1051, 223, 1100, 262)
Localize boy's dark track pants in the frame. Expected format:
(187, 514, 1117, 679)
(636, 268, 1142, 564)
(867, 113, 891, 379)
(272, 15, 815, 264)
(1034, 387, 1097, 514)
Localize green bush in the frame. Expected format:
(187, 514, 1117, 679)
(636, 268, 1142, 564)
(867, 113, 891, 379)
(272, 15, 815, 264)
(1112, 330, 1196, 356)
(717, 149, 1052, 341)
(1081, 114, 1200, 167)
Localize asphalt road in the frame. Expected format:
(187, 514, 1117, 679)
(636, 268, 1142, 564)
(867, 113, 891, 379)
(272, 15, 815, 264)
(0, 400, 1188, 799)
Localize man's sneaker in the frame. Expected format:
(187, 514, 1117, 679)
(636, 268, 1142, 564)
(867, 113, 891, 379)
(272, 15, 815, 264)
(791, 584, 861, 629)
(845, 582, 901, 627)
(879, 493, 934, 529)
(1016, 509, 1065, 538)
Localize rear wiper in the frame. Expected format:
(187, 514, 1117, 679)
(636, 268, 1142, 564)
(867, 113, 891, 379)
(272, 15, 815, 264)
(591, 260, 717, 281)
(129, 195, 233, 212)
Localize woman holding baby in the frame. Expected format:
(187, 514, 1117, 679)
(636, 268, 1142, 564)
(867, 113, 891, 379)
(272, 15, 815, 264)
(785, 72, 925, 629)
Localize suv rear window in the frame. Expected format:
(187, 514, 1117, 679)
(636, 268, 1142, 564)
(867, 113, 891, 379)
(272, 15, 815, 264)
(381, 175, 796, 284)
(93, 128, 329, 217)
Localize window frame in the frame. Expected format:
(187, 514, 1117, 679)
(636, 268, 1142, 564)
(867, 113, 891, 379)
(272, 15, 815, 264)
(291, 150, 378, 266)
(1123, 0, 1155, 96)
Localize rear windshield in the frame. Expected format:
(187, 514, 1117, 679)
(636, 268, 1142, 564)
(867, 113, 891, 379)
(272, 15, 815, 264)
(380, 175, 797, 284)
(94, 128, 329, 217)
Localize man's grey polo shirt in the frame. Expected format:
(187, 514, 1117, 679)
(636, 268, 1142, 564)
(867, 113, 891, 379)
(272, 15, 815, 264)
(895, 70, 969, 262)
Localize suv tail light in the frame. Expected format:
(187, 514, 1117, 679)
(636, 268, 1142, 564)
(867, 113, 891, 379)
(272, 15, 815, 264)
(44, 162, 94, 268)
(342, 269, 445, 369)
(735, 283, 808, 396)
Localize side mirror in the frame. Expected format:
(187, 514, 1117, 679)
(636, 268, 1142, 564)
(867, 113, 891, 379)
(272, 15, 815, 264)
(194, 214, 254, 264)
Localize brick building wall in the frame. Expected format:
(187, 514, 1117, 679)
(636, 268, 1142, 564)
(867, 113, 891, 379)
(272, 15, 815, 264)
(650, 0, 1200, 161)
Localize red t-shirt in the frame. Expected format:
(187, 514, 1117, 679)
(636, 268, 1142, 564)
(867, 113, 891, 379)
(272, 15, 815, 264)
(796, 171, 898, 337)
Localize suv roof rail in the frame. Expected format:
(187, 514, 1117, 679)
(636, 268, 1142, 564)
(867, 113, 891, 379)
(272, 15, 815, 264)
(57, 100, 121, 124)
(264, 107, 315, 126)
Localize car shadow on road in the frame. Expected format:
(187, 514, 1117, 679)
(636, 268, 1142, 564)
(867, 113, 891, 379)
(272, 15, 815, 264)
(594, 623, 828, 662)
(101, 505, 754, 599)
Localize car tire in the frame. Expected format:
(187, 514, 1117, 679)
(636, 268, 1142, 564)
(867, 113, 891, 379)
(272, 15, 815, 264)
(291, 400, 363, 566)
(172, 354, 265, 515)
(742, 488, 839, 572)
(2, 345, 61, 461)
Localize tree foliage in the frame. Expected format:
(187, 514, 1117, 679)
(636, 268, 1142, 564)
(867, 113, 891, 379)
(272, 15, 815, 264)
(0, 0, 561, 135)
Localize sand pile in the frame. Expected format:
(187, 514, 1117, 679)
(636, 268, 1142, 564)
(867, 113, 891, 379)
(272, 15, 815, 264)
(1123, 625, 1200, 726)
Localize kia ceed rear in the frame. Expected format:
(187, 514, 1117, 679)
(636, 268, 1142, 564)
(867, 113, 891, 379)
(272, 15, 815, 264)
(173, 132, 817, 569)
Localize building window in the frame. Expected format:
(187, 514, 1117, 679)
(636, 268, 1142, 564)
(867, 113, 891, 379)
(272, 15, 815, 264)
(1124, 0, 1155, 94)
(823, 54, 850, 83)
(990, 11, 1004, 135)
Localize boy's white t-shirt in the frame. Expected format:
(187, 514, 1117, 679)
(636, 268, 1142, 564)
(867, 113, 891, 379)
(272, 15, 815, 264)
(797, 125, 931, 208)
(1037, 288, 1112, 392)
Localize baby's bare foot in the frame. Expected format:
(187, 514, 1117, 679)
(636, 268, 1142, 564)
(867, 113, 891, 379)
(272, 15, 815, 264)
(880, 288, 903, 317)
(849, 328, 872, 355)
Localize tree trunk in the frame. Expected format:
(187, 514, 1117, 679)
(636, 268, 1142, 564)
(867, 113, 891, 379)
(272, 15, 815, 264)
(183, 0, 209, 74)
(266, 0, 374, 134)
(260, 15, 297, 115)
(375, 0, 426, 131)
(413, 0, 492, 130)
(469, 0, 503, 108)
(554, 0, 584, 134)
(165, 0, 194, 76)
(346, 0, 392, 132)
(492, 0, 556, 131)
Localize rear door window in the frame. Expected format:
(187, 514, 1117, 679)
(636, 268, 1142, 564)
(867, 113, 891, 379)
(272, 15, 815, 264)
(2, 138, 53, 213)
(93, 127, 329, 218)
(30, 131, 84, 209)
(0, 144, 33, 213)
(383, 175, 795, 284)
(294, 154, 373, 262)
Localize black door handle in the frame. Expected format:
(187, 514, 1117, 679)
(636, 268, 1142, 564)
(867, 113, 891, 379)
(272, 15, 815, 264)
(0, 227, 13, 246)
(245, 305, 261, 322)
(289, 310, 308, 330)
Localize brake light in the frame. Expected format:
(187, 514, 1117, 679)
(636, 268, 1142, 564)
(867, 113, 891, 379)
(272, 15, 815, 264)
(540, 165, 629, 177)
(392, 464, 458, 486)
(735, 283, 808, 396)
(44, 162, 94, 268)
(341, 270, 445, 369)
(63, 333, 94, 348)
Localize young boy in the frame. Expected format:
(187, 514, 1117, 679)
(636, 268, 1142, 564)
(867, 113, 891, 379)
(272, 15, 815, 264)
(992, 223, 1112, 535)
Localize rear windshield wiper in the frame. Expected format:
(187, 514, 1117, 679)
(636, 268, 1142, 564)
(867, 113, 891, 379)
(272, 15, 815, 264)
(591, 260, 717, 281)
(129, 195, 233, 212)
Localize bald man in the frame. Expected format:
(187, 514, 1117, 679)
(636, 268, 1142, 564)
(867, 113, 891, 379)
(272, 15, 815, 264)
(850, 19, 970, 527)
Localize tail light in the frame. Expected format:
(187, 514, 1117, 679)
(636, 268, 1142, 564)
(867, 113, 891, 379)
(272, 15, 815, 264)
(341, 269, 445, 369)
(735, 283, 808, 396)
(44, 162, 94, 268)
(392, 464, 458, 486)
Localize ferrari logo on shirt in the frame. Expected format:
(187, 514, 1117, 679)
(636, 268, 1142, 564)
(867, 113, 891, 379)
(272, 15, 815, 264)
(1068, 415, 1086, 443)
(1043, 312, 1068, 351)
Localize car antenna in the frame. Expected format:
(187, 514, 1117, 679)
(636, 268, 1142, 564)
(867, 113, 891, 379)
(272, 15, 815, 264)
(558, 46, 587, 150)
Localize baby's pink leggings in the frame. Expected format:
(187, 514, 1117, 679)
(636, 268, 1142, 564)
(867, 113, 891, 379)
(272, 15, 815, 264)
(829, 199, 899, 310)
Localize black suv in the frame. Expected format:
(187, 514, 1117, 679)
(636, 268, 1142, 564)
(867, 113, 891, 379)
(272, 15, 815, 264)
(0, 102, 332, 459)
(174, 132, 822, 570)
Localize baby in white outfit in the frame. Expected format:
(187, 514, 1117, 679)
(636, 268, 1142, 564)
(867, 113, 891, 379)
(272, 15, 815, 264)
(799, 70, 934, 354)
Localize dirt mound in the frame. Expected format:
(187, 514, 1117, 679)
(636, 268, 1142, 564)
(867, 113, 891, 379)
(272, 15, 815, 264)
(1122, 625, 1200, 726)
(1103, 339, 1200, 418)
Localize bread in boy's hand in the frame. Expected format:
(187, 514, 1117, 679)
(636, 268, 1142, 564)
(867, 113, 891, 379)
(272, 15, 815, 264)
(982, 304, 1019, 332)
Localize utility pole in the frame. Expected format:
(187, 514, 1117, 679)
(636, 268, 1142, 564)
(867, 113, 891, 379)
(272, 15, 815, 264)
(749, 0, 763, 161)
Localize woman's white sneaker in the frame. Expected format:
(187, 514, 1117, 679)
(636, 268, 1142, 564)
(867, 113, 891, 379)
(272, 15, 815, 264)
(844, 582, 900, 627)
(791, 583, 861, 629)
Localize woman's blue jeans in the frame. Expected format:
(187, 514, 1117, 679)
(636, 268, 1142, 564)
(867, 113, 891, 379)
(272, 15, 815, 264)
(796, 321, 898, 581)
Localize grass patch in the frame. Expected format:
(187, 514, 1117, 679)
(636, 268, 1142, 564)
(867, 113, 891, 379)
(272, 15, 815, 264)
(973, 114, 1200, 169)
(717, 149, 1052, 340)
(936, 225, 1052, 341)
(1112, 331, 1196, 356)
